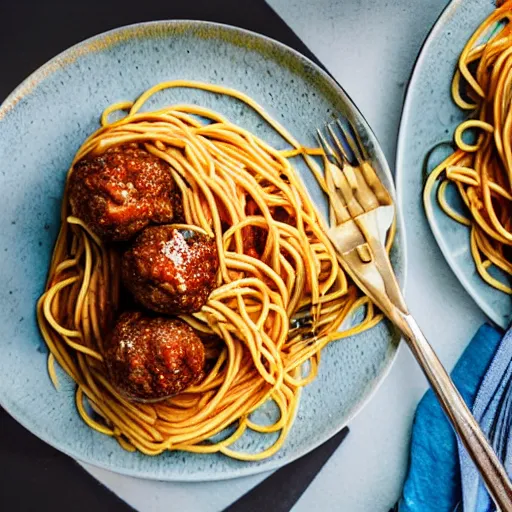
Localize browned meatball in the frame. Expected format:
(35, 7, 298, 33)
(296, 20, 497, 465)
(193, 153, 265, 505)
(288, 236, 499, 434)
(68, 144, 177, 241)
(122, 226, 219, 314)
(104, 312, 205, 402)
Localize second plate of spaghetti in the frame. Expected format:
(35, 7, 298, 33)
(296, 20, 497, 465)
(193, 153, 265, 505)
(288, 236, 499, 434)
(398, 0, 512, 328)
(0, 21, 404, 480)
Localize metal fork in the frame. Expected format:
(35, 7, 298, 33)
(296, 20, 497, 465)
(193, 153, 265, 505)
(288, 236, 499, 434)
(317, 121, 512, 510)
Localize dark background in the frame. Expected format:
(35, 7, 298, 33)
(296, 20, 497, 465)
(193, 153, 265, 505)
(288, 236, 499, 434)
(0, 1, 333, 511)
(0, 0, 322, 102)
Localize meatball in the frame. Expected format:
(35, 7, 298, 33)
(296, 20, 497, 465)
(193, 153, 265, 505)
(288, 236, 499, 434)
(68, 144, 177, 241)
(122, 225, 219, 314)
(104, 312, 205, 402)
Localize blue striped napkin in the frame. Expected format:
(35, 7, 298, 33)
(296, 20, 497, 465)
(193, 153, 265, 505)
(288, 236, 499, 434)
(399, 323, 512, 511)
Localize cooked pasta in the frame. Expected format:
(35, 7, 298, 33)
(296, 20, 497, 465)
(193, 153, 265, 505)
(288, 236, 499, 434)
(37, 80, 383, 460)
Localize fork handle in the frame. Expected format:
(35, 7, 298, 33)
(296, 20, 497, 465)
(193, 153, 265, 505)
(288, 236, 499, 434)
(395, 311, 512, 510)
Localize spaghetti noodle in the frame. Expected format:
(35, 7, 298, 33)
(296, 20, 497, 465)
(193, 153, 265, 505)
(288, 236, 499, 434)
(424, 1, 512, 294)
(37, 80, 382, 460)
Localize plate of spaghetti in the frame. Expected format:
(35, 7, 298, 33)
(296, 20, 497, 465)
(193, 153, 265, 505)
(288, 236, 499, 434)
(0, 21, 404, 480)
(399, 0, 512, 329)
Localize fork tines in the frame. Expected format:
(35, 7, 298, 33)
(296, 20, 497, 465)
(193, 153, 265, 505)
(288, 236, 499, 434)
(317, 121, 392, 230)
(316, 119, 405, 316)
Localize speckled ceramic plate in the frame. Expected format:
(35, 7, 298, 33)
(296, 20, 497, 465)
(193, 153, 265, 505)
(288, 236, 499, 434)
(397, 0, 511, 329)
(0, 21, 405, 481)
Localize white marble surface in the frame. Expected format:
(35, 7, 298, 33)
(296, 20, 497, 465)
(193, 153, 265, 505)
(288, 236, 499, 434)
(81, 1, 491, 510)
